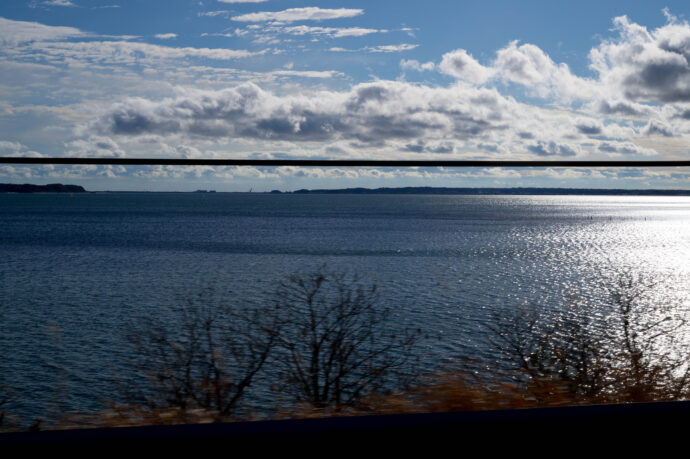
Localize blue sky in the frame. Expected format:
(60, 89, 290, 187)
(1, 0, 690, 190)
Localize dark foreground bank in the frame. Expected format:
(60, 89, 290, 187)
(2, 401, 689, 449)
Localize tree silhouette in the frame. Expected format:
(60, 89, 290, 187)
(125, 295, 280, 419)
(597, 269, 688, 400)
(486, 268, 690, 403)
(271, 268, 421, 410)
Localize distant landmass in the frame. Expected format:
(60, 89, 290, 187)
(290, 187, 690, 196)
(0, 183, 86, 193)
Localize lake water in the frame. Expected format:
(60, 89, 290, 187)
(1, 193, 690, 422)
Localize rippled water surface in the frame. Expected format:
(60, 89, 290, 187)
(1, 193, 689, 420)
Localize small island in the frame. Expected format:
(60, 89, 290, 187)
(0, 183, 86, 193)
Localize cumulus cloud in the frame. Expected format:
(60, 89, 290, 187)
(231, 7, 363, 23)
(437, 41, 597, 101)
(92, 74, 674, 160)
(439, 49, 494, 84)
(402, 140, 455, 154)
(0, 140, 43, 157)
(574, 117, 604, 135)
(4, 11, 687, 169)
(175, 145, 204, 158)
(495, 41, 554, 86)
(154, 33, 177, 40)
(494, 41, 598, 101)
(589, 13, 690, 103)
(527, 140, 579, 157)
(400, 59, 435, 72)
(66, 136, 126, 157)
(433, 11, 690, 115)
(0, 140, 26, 153)
(642, 119, 674, 137)
(597, 141, 656, 156)
(591, 98, 655, 117)
(95, 81, 518, 145)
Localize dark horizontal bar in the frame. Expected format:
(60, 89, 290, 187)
(2, 400, 689, 448)
(2, 157, 690, 167)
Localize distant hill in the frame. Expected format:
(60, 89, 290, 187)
(0, 183, 86, 193)
(291, 187, 690, 196)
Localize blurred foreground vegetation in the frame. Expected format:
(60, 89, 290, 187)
(1, 267, 689, 432)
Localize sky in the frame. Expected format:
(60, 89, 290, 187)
(1, 0, 690, 191)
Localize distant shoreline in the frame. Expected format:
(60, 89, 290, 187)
(0, 183, 86, 193)
(288, 187, 690, 196)
(3, 184, 690, 196)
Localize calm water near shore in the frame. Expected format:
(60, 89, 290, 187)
(1, 192, 689, 421)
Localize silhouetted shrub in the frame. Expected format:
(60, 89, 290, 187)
(270, 268, 421, 411)
(125, 294, 280, 420)
(484, 268, 690, 404)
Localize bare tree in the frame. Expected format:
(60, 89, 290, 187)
(487, 300, 608, 401)
(486, 268, 689, 403)
(597, 269, 689, 400)
(125, 295, 280, 419)
(271, 268, 421, 410)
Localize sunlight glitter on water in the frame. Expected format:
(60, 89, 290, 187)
(1, 194, 690, 420)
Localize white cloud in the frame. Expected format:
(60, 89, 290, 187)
(231, 7, 364, 23)
(400, 59, 435, 72)
(434, 12, 690, 108)
(366, 44, 418, 53)
(89, 68, 680, 160)
(589, 13, 690, 103)
(494, 41, 598, 101)
(43, 0, 76, 7)
(198, 11, 230, 17)
(436, 41, 597, 102)
(95, 79, 610, 162)
(272, 70, 344, 79)
(27, 40, 262, 63)
(154, 33, 177, 40)
(1, 18, 262, 68)
(66, 136, 126, 157)
(274, 25, 382, 38)
(439, 49, 494, 84)
(329, 44, 418, 54)
(3, 12, 688, 172)
(0, 17, 85, 45)
(0, 140, 43, 157)
(574, 117, 604, 135)
(589, 98, 656, 117)
(642, 119, 675, 137)
(597, 141, 656, 156)
(95, 81, 518, 144)
(202, 29, 248, 38)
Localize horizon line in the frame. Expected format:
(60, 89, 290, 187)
(2, 157, 690, 167)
